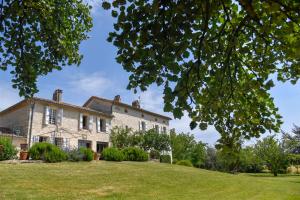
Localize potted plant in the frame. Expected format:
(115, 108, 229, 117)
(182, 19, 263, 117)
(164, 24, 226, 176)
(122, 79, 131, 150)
(94, 152, 100, 160)
(19, 143, 28, 160)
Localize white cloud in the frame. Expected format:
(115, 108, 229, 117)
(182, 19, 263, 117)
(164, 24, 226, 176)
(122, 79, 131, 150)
(136, 89, 166, 115)
(68, 72, 112, 97)
(0, 81, 22, 111)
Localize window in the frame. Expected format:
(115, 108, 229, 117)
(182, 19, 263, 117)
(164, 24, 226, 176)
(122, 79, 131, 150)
(100, 119, 106, 132)
(39, 136, 49, 143)
(78, 140, 92, 149)
(125, 125, 129, 131)
(55, 137, 63, 148)
(141, 114, 144, 117)
(82, 115, 88, 130)
(155, 118, 158, 122)
(96, 142, 108, 154)
(163, 127, 167, 134)
(141, 121, 146, 131)
(124, 109, 128, 113)
(155, 125, 160, 133)
(49, 108, 57, 125)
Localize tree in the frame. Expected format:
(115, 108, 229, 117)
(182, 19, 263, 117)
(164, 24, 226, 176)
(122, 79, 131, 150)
(110, 127, 133, 148)
(215, 125, 243, 173)
(239, 146, 263, 173)
(203, 146, 217, 170)
(170, 131, 206, 167)
(142, 129, 170, 152)
(282, 125, 300, 154)
(0, 0, 92, 97)
(102, 0, 300, 140)
(110, 127, 170, 152)
(190, 142, 206, 168)
(170, 132, 196, 161)
(255, 136, 288, 176)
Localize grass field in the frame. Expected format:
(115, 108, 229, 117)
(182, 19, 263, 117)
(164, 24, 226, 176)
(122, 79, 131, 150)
(0, 161, 299, 200)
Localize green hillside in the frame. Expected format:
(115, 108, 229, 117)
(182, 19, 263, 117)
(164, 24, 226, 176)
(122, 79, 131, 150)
(0, 161, 299, 200)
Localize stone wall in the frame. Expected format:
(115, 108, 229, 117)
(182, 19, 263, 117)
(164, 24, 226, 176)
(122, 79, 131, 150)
(112, 105, 169, 133)
(0, 105, 30, 137)
(30, 103, 111, 152)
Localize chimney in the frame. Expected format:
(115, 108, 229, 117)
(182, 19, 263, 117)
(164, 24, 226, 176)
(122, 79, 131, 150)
(132, 100, 140, 109)
(114, 95, 121, 103)
(53, 89, 63, 102)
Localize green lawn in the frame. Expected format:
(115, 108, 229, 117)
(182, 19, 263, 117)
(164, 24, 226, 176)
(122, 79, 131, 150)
(0, 161, 299, 200)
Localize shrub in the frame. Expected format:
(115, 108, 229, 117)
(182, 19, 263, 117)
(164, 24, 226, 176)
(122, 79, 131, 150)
(66, 149, 84, 162)
(150, 149, 160, 160)
(44, 147, 67, 163)
(122, 147, 148, 161)
(79, 147, 94, 161)
(160, 155, 171, 164)
(0, 137, 17, 161)
(29, 142, 66, 163)
(102, 147, 124, 161)
(176, 160, 193, 167)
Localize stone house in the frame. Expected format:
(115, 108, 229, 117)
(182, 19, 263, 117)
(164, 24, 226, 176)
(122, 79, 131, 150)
(0, 90, 172, 155)
(83, 95, 171, 134)
(0, 90, 112, 153)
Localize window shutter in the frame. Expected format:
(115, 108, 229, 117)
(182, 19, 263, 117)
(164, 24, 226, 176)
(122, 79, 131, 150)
(50, 132, 55, 144)
(96, 117, 100, 133)
(160, 126, 163, 134)
(105, 119, 109, 133)
(57, 109, 63, 126)
(63, 138, 70, 150)
(145, 122, 147, 131)
(79, 113, 83, 130)
(44, 106, 50, 125)
(89, 116, 94, 131)
(139, 121, 142, 131)
(32, 136, 39, 144)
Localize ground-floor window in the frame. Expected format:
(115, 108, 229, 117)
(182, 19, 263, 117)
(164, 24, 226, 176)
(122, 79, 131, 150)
(55, 137, 63, 148)
(78, 140, 92, 149)
(39, 136, 49, 143)
(96, 142, 108, 154)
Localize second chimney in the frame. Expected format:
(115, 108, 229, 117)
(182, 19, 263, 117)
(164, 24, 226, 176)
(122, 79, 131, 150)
(132, 100, 140, 109)
(114, 95, 121, 103)
(53, 89, 63, 102)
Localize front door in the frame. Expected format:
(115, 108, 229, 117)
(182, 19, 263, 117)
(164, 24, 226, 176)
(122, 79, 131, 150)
(96, 142, 108, 154)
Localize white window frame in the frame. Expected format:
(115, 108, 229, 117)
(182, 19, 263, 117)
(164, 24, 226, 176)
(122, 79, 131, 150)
(49, 108, 57, 125)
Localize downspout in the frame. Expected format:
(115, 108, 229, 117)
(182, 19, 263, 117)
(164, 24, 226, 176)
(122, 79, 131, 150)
(28, 99, 35, 148)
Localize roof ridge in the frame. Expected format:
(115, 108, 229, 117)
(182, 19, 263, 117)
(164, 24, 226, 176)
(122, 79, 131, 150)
(85, 96, 172, 120)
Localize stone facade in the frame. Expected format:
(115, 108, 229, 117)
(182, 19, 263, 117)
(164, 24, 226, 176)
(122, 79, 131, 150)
(0, 91, 172, 156)
(29, 102, 112, 152)
(0, 102, 30, 137)
(84, 96, 171, 134)
(0, 96, 112, 153)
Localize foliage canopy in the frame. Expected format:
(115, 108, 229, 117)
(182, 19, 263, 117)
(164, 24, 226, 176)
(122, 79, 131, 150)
(0, 0, 92, 97)
(103, 0, 300, 139)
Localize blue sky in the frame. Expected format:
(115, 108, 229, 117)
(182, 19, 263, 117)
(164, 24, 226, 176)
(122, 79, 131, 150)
(0, 2, 299, 146)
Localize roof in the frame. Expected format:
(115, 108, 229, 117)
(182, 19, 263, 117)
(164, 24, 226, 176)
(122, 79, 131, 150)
(83, 96, 172, 120)
(0, 97, 113, 118)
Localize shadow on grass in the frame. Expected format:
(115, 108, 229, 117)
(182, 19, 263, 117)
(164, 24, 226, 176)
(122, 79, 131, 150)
(247, 173, 300, 178)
